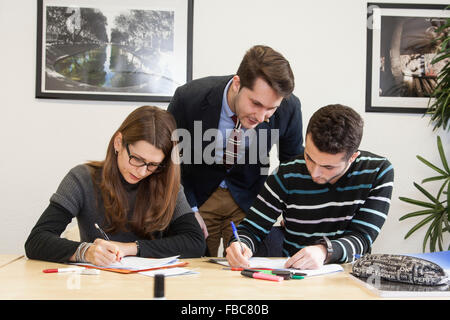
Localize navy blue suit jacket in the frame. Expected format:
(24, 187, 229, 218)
(168, 75, 304, 213)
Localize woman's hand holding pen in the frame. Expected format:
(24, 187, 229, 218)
(225, 242, 253, 268)
(85, 239, 124, 266)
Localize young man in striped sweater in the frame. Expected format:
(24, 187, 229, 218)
(226, 104, 394, 269)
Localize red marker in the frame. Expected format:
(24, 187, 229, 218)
(223, 267, 244, 271)
(43, 267, 86, 273)
(241, 270, 283, 282)
(223, 267, 273, 271)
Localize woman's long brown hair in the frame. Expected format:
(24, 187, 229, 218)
(87, 106, 180, 239)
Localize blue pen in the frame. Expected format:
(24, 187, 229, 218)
(230, 221, 244, 254)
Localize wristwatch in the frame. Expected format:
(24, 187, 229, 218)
(315, 236, 333, 263)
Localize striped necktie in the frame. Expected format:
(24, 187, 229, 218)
(223, 115, 242, 169)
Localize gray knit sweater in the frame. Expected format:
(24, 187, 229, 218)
(25, 164, 206, 262)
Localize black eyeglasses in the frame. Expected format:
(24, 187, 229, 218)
(125, 143, 165, 173)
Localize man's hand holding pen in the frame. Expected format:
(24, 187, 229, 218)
(225, 242, 253, 268)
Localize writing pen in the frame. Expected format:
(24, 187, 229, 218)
(95, 223, 110, 241)
(230, 221, 244, 254)
(95, 223, 122, 263)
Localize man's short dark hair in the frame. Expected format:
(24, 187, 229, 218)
(306, 104, 364, 159)
(236, 45, 294, 98)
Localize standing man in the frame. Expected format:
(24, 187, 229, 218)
(226, 104, 394, 269)
(168, 45, 303, 256)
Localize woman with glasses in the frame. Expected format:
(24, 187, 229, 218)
(25, 106, 206, 266)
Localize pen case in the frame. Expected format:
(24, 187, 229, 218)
(351, 253, 449, 286)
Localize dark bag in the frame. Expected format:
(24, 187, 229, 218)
(351, 254, 449, 286)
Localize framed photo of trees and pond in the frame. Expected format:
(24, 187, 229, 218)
(36, 0, 193, 102)
(366, 3, 449, 113)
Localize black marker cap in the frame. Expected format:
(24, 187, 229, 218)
(243, 268, 258, 273)
(241, 270, 255, 278)
(154, 274, 165, 299)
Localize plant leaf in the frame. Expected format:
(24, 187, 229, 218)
(443, 207, 450, 231)
(399, 209, 436, 221)
(429, 214, 444, 252)
(430, 223, 437, 252)
(422, 175, 447, 184)
(438, 214, 445, 251)
(399, 196, 435, 209)
(437, 136, 450, 174)
(413, 182, 442, 207)
(404, 213, 438, 239)
(416, 156, 447, 176)
(437, 178, 450, 201)
(431, 52, 450, 64)
(435, 214, 444, 251)
(423, 216, 440, 252)
(447, 181, 450, 216)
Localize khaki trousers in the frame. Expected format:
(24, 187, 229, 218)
(198, 188, 246, 257)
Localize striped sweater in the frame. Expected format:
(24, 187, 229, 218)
(236, 150, 394, 264)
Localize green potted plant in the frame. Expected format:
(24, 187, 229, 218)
(426, 13, 449, 131)
(399, 136, 449, 252)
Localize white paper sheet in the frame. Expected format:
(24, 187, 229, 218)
(139, 267, 199, 277)
(75, 255, 180, 271)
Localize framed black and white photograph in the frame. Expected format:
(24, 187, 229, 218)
(366, 3, 449, 113)
(36, 0, 193, 102)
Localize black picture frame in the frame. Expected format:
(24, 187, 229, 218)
(36, 0, 193, 102)
(366, 3, 449, 113)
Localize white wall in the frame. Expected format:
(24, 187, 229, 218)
(0, 0, 448, 255)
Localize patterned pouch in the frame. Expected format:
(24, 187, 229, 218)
(351, 254, 449, 286)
